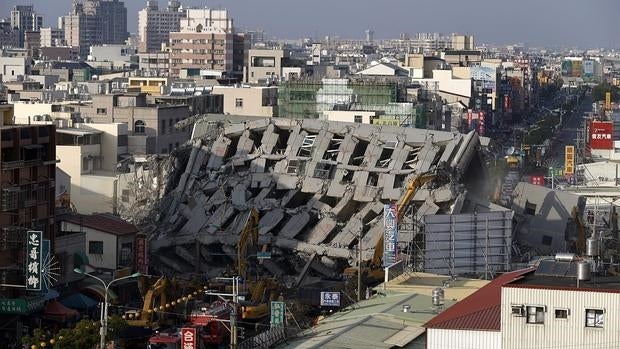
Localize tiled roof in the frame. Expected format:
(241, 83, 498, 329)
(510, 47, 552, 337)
(64, 213, 138, 236)
(424, 268, 534, 331)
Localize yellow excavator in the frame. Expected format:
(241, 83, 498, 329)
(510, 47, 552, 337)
(345, 172, 436, 283)
(235, 208, 279, 320)
(125, 277, 170, 327)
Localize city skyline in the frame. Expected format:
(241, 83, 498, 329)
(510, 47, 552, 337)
(1, 0, 618, 49)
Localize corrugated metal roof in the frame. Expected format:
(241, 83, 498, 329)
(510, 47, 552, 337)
(64, 213, 138, 236)
(424, 268, 534, 331)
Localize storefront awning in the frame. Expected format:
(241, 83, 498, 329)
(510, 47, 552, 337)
(43, 300, 78, 322)
(60, 293, 98, 310)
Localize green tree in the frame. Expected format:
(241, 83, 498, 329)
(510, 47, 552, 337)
(21, 316, 128, 349)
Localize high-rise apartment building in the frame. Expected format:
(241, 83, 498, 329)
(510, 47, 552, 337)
(0, 104, 56, 299)
(167, 8, 247, 78)
(40, 27, 65, 47)
(138, 0, 186, 53)
(10, 5, 43, 47)
(62, 0, 128, 58)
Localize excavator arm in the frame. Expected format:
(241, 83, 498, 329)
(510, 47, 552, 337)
(371, 172, 436, 269)
(237, 208, 259, 281)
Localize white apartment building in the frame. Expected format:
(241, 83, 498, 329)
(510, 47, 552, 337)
(40, 27, 65, 47)
(179, 8, 233, 33)
(138, 0, 186, 53)
(56, 123, 128, 214)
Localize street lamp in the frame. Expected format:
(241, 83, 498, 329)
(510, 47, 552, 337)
(73, 268, 140, 349)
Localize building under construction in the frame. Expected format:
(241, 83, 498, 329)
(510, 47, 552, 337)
(278, 78, 417, 126)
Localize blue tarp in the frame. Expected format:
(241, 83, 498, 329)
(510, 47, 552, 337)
(60, 293, 98, 310)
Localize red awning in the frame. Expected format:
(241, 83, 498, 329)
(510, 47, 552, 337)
(43, 300, 79, 322)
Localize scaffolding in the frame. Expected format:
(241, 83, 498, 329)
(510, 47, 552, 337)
(278, 77, 416, 125)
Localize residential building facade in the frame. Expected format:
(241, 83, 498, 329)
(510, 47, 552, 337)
(138, 0, 186, 53)
(212, 85, 277, 117)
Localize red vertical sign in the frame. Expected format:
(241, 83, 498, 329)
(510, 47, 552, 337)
(467, 109, 473, 128)
(181, 328, 196, 349)
(135, 235, 148, 275)
(478, 111, 485, 136)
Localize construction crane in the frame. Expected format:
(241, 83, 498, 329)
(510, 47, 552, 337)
(237, 208, 259, 281)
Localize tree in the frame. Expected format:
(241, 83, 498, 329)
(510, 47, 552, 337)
(21, 316, 128, 349)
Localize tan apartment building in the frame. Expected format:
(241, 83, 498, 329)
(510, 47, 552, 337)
(71, 93, 191, 154)
(212, 85, 277, 117)
(167, 8, 247, 79)
(246, 48, 288, 84)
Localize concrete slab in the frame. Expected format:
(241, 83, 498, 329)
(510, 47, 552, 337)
(259, 208, 285, 235)
(279, 211, 311, 239)
(305, 217, 338, 245)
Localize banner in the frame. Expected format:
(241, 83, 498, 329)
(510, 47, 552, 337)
(606, 92, 612, 111)
(26, 231, 42, 291)
(383, 203, 398, 267)
(467, 109, 472, 128)
(180, 328, 196, 349)
(135, 235, 148, 274)
(478, 111, 485, 136)
(564, 146, 575, 175)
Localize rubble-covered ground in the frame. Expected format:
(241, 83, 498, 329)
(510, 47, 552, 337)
(122, 117, 490, 283)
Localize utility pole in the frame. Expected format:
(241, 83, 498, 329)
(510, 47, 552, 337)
(230, 276, 238, 349)
(357, 218, 362, 302)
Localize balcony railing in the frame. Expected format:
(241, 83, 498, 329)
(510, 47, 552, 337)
(1, 159, 42, 170)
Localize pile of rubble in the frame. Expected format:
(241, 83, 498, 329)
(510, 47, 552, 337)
(127, 117, 489, 280)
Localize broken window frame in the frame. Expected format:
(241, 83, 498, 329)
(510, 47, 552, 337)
(313, 162, 333, 179)
(297, 135, 317, 157)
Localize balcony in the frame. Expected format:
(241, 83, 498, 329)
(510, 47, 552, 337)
(1, 159, 42, 170)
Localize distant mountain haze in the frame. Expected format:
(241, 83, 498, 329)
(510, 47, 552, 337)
(2, 0, 618, 49)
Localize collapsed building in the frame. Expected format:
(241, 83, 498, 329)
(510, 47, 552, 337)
(125, 117, 512, 282)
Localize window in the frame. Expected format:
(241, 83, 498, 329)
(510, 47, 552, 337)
(160, 120, 166, 134)
(96, 108, 107, 115)
(525, 201, 536, 215)
(120, 242, 132, 266)
(555, 308, 569, 319)
(354, 115, 363, 123)
(134, 120, 145, 134)
(235, 98, 243, 108)
(585, 309, 604, 328)
(542, 235, 553, 246)
(121, 189, 130, 203)
(526, 306, 545, 324)
(82, 157, 89, 172)
(511, 305, 525, 317)
(88, 241, 104, 254)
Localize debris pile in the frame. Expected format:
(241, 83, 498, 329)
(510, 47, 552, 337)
(129, 117, 489, 280)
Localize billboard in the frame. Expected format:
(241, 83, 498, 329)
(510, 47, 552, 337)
(26, 231, 42, 291)
(571, 60, 582, 77)
(583, 60, 594, 76)
(564, 146, 575, 175)
(590, 121, 613, 150)
(606, 92, 612, 111)
(471, 66, 496, 92)
(180, 328, 196, 349)
(270, 301, 285, 327)
(561, 60, 572, 76)
(383, 203, 398, 267)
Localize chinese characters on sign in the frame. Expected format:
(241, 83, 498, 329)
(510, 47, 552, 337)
(383, 203, 398, 267)
(180, 327, 196, 349)
(0, 299, 27, 314)
(270, 301, 285, 327)
(135, 235, 148, 274)
(478, 111, 485, 136)
(589, 121, 613, 150)
(26, 231, 42, 291)
(320, 292, 341, 307)
(564, 145, 575, 176)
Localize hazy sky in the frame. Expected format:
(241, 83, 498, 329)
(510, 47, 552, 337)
(2, 0, 618, 49)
